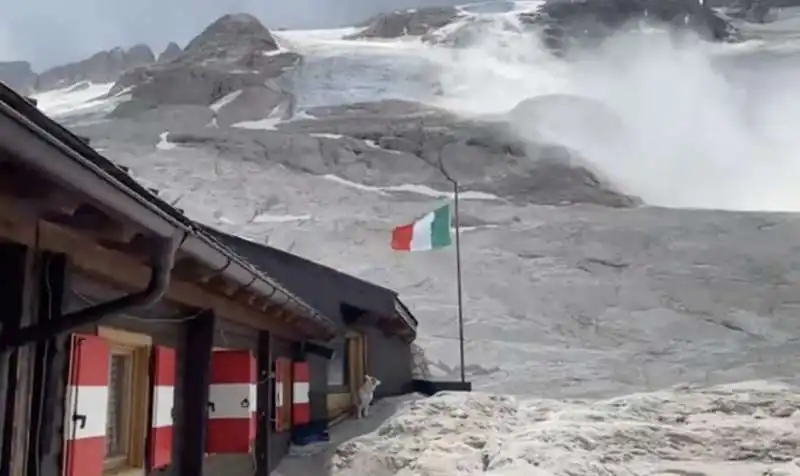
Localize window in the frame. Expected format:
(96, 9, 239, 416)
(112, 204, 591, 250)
(105, 350, 133, 470)
(97, 327, 151, 474)
(327, 340, 348, 388)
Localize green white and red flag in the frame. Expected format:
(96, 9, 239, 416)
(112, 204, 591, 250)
(390, 203, 453, 252)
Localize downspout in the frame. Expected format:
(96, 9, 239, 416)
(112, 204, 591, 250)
(0, 233, 183, 352)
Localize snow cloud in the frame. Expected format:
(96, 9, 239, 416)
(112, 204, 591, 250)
(428, 19, 800, 211)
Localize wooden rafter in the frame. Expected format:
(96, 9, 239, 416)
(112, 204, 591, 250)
(0, 194, 321, 341)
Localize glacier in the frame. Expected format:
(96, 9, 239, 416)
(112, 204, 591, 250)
(27, 3, 800, 474)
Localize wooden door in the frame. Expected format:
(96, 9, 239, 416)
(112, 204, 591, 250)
(346, 333, 367, 406)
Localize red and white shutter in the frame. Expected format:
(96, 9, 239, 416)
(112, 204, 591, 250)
(292, 361, 311, 426)
(207, 350, 256, 454)
(63, 334, 110, 476)
(149, 346, 175, 469)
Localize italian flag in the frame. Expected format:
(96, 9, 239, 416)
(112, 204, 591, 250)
(391, 203, 453, 252)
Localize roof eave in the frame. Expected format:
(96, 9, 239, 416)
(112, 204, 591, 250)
(0, 82, 336, 339)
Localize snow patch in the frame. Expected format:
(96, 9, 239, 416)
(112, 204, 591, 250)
(263, 47, 291, 56)
(232, 106, 283, 130)
(276, 27, 364, 43)
(209, 90, 242, 112)
(251, 213, 312, 223)
(232, 117, 281, 130)
(156, 132, 176, 150)
(310, 132, 344, 139)
(330, 381, 800, 476)
(322, 174, 500, 201)
(32, 81, 116, 118)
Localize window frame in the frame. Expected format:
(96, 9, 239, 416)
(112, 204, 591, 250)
(326, 339, 349, 393)
(97, 327, 151, 474)
(103, 344, 134, 472)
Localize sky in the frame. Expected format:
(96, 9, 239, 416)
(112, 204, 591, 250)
(1, 0, 480, 70)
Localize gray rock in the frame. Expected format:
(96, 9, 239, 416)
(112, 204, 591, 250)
(0, 61, 37, 93)
(520, 0, 737, 53)
(184, 13, 279, 58)
(126, 44, 156, 65)
(771, 404, 796, 418)
(277, 99, 637, 207)
(36, 44, 156, 91)
(346, 7, 463, 39)
(108, 14, 298, 122)
(157, 42, 183, 63)
(378, 136, 421, 154)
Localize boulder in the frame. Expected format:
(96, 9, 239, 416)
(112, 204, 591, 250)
(520, 0, 737, 53)
(346, 7, 463, 39)
(108, 14, 299, 122)
(36, 44, 155, 91)
(0, 61, 37, 93)
(157, 42, 183, 63)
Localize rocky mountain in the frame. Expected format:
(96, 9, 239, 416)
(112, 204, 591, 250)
(160, 99, 638, 207)
(0, 61, 37, 93)
(58, 12, 634, 207)
(32, 1, 800, 397)
(157, 42, 183, 63)
(421, 0, 738, 50)
(346, 6, 464, 39)
(526, 0, 736, 50)
(108, 14, 299, 125)
(0, 42, 189, 96)
(36, 44, 156, 91)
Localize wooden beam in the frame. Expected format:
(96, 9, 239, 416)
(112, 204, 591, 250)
(0, 198, 319, 341)
(172, 260, 290, 322)
(0, 163, 81, 215)
(48, 204, 142, 243)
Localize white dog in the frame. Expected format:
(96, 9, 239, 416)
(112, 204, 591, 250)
(356, 375, 381, 419)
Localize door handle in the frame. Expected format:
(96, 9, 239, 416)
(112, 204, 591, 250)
(72, 413, 87, 429)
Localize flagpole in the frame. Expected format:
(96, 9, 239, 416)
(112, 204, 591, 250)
(452, 179, 466, 383)
(439, 165, 466, 384)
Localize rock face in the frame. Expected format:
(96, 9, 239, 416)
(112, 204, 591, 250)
(425, 0, 736, 51)
(521, 0, 736, 52)
(725, 0, 774, 23)
(0, 61, 37, 93)
(109, 14, 298, 123)
(159, 99, 638, 207)
(157, 42, 182, 63)
(346, 7, 463, 39)
(36, 45, 156, 91)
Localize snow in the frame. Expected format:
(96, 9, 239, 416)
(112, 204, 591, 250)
(309, 132, 344, 139)
(32, 81, 116, 118)
(321, 174, 501, 200)
(209, 90, 242, 112)
(231, 117, 281, 130)
(231, 105, 284, 130)
(327, 381, 800, 476)
(156, 132, 176, 150)
(274, 394, 427, 476)
(251, 213, 311, 223)
(276, 27, 362, 42)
